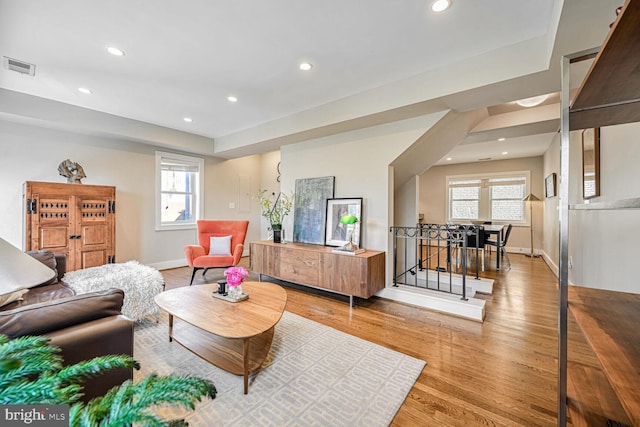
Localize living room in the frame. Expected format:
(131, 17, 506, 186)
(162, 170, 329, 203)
(1, 0, 639, 425)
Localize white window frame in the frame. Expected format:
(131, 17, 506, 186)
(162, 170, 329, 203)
(155, 151, 204, 231)
(446, 170, 531, 226)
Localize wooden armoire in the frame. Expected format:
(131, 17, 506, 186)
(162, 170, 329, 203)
(24, 181, 116, 272)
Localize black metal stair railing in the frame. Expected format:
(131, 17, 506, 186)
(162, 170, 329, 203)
(389, 224, 485, 301)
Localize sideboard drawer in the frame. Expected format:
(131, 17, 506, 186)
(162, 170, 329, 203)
(279, 247, 320, 286)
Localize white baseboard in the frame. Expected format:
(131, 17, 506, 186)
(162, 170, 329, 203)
(149, 253, 251, 272)
(377, 285, 485, 322)
(498, 246, 542, 256)
(541, 251, 559, 277)
(149, 259, 188, 271)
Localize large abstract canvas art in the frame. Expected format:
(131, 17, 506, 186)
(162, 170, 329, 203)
(293, 176, 335, 245)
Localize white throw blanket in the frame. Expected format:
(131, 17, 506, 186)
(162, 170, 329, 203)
(63, 260, 164, 321)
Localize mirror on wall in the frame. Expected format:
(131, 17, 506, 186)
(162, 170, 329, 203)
(582, 127, 600, 199)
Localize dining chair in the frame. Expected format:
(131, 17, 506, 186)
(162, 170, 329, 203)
(486, 223, 512, 266)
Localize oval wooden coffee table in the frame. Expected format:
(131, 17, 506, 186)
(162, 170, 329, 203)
(154, 281, 287, 394)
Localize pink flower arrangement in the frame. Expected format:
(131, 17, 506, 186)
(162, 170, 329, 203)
(224, 266, 249, 287)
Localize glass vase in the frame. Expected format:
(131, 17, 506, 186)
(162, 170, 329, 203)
(228, 284, 243, 299)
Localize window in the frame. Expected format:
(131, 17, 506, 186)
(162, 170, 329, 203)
(447, 172, 529, 224)
(489, 177, 526, 221)
(449, 179, 481, 220)
(156, 151, 204, 230)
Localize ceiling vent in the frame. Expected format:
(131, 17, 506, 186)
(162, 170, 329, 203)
(2, 56, 36, 76)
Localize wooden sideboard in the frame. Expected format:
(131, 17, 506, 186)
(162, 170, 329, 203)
(250, 240, 385, 306)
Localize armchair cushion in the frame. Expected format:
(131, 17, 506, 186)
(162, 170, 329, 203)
(193, 254, 235, 268)
(209, 235, 232, 256)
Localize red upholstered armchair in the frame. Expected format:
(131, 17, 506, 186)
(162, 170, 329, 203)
(184, 220, 249, 285)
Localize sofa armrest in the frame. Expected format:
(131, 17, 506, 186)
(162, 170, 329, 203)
(47, 315, 134, 401)
(0, 288, 125, 338)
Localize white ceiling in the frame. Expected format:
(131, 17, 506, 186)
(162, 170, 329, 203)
(0, 0, 622, 162)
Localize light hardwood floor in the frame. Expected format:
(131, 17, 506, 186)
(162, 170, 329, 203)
(161, 253, 566, 426)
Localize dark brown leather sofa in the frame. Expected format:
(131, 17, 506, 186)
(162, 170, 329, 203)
(0, 252, 134, 401)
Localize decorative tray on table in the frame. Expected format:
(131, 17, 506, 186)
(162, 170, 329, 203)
(211, 292, 249, 303)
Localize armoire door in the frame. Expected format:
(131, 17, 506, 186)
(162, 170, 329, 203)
(26, 192, 74, 260)
(74, 195, 114, 270)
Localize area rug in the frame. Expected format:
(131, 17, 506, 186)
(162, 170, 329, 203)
(134, 311, 426, 426)
(63, 260, 164, 321)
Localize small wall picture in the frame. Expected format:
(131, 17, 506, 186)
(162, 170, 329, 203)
(325, 198, 362, 247)
(545, 173, 557, 198)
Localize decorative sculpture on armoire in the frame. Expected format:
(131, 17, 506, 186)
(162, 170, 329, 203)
(57, 159, 86, 183)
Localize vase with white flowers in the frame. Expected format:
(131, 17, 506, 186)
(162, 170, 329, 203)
(256, 190, 294, 243)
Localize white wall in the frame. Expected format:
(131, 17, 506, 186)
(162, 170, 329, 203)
(0, 112, 442, 274)
(561, 123, 640, 293)
(202, 154, 266, 253)
(395, 176, 419, 228)
(254, 151, 283, 240)
(542, 133, 560, 274)
(281, 113, 444, 284)
(392, 176, 419, 273)
(0, 119, 264, 268)
(0, 111, 442, 278)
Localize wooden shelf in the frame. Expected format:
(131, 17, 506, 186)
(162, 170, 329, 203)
(568, 285, 640, 426)
(570, 0, 640, 130)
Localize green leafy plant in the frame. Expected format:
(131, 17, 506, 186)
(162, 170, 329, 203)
(0, 334, 216, 426)
(255, 189, 294, 227)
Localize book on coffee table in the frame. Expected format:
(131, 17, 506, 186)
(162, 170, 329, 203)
(331, 247, 366, 255)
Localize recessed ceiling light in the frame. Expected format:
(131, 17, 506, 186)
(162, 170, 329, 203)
(498, 137, 506, 142)
(446, 157, 452, 161)
(78, 87, 92, 94)
(183, 117, 193, 123)
(299, 62, 313, 71)
(431, 0, 451, 12)
(106, 46, 125, 57)
(227, 95, 238, 103)
(516, 94, 549, 107)
(502, 151, 508, 155)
